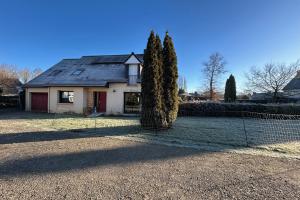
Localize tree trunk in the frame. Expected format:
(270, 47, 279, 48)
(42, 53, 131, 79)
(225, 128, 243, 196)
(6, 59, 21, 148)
(209, 79, 213, 100)
(273, 89, 278, 103)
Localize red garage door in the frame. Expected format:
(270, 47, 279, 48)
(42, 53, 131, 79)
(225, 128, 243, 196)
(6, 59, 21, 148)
(31, 93, 48, 112)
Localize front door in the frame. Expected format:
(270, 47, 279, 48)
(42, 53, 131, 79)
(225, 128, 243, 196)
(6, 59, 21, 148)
(97, 92, 107, 112)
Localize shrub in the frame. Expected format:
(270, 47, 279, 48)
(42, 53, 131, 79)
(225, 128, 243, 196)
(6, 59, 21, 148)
(178, 102, 300, 117)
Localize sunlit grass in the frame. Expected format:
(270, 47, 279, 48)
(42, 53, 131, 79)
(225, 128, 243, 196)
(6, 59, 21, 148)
(1, 112, 299, 155)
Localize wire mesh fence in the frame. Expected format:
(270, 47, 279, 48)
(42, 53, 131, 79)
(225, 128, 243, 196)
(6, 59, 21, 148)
(166, 111, 300, 147)
(242, 112, 300, 146)
(49, 110, 300, 148)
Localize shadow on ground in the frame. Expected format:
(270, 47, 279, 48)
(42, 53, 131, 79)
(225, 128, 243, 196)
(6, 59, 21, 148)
(0, 110, 299, 178)
(0, 109, 138, 120)
(0, 125, 140, 145)
(0, 142, 204, 177)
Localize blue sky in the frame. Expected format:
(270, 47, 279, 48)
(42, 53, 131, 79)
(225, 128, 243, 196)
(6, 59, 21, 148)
(0, 0, 300, 92)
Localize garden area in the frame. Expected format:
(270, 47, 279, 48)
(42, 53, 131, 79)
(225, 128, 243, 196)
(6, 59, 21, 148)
(1, 111, 299, 157)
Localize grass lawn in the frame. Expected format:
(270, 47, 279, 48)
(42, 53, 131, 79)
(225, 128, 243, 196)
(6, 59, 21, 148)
(0, 111, 299, 199)
(0, 111, 299, 156)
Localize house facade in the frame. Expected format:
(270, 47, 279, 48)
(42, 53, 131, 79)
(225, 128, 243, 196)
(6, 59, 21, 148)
(24, 53, 143, 114)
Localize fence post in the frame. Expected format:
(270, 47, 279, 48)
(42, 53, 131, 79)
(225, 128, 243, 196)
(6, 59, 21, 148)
(242, 112, 249, 147)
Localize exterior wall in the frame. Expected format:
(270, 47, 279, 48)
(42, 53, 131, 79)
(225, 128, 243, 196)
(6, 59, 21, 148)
(48, 87, 85, 114)
(83, 88, 88, 112)
(25, 88, 49, 111)
(86, 83, 141, 115)
(107, 83, 141, 114)
(26, 83, 141, 115)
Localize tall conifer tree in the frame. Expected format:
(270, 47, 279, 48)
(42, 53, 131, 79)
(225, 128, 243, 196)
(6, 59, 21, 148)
(141, 31, 166, 129)
(224, 74, 236, 102)
(163, 32, 179, 126)
(155, 34, 165, 111)
(229, 74, 237, 102)
(224, 78, 230, 102)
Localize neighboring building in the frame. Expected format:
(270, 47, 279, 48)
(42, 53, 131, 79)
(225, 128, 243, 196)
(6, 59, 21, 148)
(24, 53, 143, 114)
(250, 92, 273, 102)
(179, 92, 208, 102)
(0, 78, 22, 95)
(249, 71, 300, 103)
(282, 70, 300, 102)
(0, 78, 22, 109)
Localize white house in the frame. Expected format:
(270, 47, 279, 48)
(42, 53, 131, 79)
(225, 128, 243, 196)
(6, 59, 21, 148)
(24, 53, 143, 114)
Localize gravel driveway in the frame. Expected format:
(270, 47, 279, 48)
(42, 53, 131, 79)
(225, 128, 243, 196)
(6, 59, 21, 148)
(0, 136, 299, 199)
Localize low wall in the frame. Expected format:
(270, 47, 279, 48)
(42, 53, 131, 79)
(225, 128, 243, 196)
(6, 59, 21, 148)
(178, 102, 300, 116)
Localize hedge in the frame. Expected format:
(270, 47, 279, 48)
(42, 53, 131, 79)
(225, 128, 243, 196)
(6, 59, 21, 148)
(178, 102, 300, 117)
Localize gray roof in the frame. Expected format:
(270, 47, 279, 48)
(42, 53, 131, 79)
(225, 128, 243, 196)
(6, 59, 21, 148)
(283, 71, 300, 91)
(77, 54, 143, 65)
(25, 53, 143, 87)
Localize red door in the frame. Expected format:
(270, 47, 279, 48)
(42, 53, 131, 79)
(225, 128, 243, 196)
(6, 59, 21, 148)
(97, 92, 107, 112)
(31, 93, 48, 112)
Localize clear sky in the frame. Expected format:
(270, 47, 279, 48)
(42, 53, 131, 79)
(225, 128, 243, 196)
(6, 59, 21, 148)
(0, 0, 300, 92)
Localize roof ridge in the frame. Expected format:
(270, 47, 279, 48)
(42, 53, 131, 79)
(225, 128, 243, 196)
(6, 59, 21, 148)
(62, 58, 79, 60)
(81, 54, 132, 58)
(81, 53, 143, 58)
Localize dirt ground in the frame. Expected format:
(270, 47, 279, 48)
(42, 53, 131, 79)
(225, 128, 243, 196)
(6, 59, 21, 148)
(0, 111, 299, 199)
(0, 136, 299, 199)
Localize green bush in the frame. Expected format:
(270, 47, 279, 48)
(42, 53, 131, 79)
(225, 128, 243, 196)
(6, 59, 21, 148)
(178, 102, 300, 116)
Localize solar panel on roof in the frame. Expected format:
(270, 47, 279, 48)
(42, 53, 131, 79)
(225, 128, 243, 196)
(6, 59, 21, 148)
(48, 70, 62, 76)
(26, 54, 144, 87)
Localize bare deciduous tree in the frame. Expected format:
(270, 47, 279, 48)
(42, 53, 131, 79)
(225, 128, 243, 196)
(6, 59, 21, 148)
(202, 52, 226, 100)
(0, 64, 18, 87)
(18, 68, 31, 84)
(18, 67, 43, 84)
(246, 61, 300, 101)
(0, 64, 19, 95)
(0, 64, 43, 95)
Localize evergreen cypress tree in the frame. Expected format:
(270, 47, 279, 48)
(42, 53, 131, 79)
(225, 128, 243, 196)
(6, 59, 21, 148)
(155, 34, 166, 112)
(162, 32, 179, 126)
(141, 31, 166, 129)
(224, 78, 230, 102)
(224, 74, 236, 102)
(228, 74, 237, 102)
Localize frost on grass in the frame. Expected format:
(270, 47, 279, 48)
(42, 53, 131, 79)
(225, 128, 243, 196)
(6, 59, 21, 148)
(0, 112, 299, 155)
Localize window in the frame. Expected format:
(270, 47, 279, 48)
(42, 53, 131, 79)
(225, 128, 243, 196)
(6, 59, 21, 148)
(128, 65, 138, 85)
(128, 75, 138, 85)
(71, 69, 85, 76)
(124, 92, 141, 113)
(48, 70, 62, 76)
(59, 91, 74, 103)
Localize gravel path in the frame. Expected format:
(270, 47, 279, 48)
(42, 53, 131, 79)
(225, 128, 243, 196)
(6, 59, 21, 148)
(0, 137, 299, 199)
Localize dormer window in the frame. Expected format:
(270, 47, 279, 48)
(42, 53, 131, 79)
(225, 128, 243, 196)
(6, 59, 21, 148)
(125, 53, 141, 85)
(128, 65, 139, 85)
(72, 69, 85, 76)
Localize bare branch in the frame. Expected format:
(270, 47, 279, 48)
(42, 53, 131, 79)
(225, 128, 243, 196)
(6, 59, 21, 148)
(202, 52, 227, 100)
(245, 60, 300, 100)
